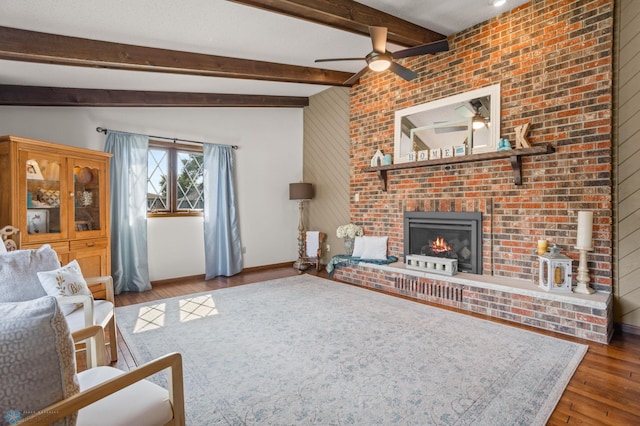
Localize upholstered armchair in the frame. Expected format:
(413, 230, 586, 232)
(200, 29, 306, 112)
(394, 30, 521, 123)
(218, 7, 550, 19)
(0, 244, 117, 362)
(1, 296, 184, 425)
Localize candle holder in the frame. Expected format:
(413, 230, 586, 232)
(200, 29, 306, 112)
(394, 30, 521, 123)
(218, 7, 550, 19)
(574, 247, 595, 294)
(538, 245, 572, 293)
(574, 211, 595, 294)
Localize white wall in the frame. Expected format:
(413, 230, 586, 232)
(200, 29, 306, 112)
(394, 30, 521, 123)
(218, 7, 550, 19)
(0, 106, 303, 280)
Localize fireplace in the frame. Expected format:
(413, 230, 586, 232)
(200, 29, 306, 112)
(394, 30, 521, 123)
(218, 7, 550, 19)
(404, 212, 482, 274)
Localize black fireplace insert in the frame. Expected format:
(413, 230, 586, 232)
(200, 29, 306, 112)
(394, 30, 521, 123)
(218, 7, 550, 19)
(404, 211, 482, 274)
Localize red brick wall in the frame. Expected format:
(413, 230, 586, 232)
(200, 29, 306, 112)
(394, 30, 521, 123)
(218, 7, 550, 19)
(349, 0, 614, 290)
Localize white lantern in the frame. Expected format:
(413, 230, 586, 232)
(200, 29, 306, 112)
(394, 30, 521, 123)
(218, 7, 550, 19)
(538, 247, 573, 293)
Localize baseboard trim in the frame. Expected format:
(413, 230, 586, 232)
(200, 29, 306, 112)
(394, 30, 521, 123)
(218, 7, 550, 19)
(151, 274, 206, 286)
(150, 262, 296, 286)
(243, 261, 294, 272)
(615, 322, 640, 337)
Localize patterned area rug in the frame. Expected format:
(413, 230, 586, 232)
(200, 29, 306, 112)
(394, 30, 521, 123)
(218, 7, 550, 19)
(116, 275, 587, 425)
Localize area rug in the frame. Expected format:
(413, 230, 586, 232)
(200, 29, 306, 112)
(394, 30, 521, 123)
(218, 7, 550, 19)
(115, 275, 587, 425)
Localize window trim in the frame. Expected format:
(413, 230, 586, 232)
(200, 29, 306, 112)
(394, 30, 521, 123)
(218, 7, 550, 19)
(147, 140, 204, 217)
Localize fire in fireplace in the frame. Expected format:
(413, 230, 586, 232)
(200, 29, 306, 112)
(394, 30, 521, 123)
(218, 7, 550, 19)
(404, 212, 482, 274)
(428, 237, 453, 254)
(422, 235, 469, 260)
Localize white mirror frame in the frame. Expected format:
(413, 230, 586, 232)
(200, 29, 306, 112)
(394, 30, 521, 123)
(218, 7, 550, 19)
(393, 84, 501, 164)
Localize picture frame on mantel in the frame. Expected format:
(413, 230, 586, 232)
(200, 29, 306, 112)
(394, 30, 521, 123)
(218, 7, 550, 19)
(393, 84, 501, 164)
(454, 145, 466, 156)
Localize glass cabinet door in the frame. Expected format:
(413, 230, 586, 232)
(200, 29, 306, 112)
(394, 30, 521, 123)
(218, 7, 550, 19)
(72, 161, 103, 235)
(22, 151, 66, 240)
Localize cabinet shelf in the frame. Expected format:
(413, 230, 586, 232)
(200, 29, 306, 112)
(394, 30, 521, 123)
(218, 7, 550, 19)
(362, 144, 555, 191)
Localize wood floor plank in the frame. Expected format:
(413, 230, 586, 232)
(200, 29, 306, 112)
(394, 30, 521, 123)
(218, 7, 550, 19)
(566, 372, 640, 416)
(552, 388, 640, 425)
(581, 353, 640, 384)
(578, 359, 640, 393)
(112, 267, 640, 424)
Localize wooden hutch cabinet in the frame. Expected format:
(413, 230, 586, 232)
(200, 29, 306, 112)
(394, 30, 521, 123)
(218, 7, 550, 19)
(0, 135, 112, 276)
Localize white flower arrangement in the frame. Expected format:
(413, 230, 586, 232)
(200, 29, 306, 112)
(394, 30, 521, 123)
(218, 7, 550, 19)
(336, 223, 364, 239)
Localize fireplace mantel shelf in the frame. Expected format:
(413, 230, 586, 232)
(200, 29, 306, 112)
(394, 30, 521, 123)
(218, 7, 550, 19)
(362, 144, 556, 191)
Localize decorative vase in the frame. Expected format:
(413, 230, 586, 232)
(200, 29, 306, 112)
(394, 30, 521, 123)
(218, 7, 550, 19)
(344, 237, 355, 256)
(81, 191, 93, 207)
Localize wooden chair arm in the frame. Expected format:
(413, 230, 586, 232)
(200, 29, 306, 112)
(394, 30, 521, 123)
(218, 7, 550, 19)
(57, 294, 95, 329)
(85, 275, 115, 303)
(71, 325, 106, 367)
(17, 352, 185, 426)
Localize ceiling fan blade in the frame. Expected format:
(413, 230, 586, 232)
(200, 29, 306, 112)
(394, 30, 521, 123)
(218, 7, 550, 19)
(369, 26, 388, 54)
(455, 105, 474, 118)
(389, 62, 418, 81)
(315, 57, 365, 63)
(344, 66, 369, 85)
(435, 126, 469, 134)
(392, 39, 449, 60)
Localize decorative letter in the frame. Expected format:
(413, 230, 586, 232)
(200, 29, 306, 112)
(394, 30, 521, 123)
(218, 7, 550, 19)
(515, 122, 531, 148)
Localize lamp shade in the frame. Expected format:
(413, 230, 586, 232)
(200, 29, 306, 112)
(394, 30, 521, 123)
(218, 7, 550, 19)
(289, 182, 314, 200)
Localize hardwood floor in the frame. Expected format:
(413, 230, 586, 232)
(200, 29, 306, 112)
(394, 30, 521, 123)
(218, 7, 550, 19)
(112, 267, 640, 425)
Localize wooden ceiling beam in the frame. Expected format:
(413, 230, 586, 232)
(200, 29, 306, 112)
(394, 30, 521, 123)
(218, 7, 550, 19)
(0, 85, 310, 108)
(227, 0, 446, 46)
(0, 26, 352, 87)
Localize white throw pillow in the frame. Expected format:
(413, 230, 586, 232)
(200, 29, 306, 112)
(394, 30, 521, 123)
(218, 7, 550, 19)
(352, 236, 366, 257)
(0, 244, 59, 303)
(0, 239, 6, 254)
(38, 260, 93, 315)
(353, 236, 388, 260)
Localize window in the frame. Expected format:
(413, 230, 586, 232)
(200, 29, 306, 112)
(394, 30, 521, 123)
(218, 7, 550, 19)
(147, 141, 204, 216)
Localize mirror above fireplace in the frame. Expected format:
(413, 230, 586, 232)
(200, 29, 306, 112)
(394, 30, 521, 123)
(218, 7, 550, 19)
(393, 84, 501, 164)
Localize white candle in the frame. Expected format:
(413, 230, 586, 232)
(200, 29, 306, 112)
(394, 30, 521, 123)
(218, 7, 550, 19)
(576, 211, 593, 249)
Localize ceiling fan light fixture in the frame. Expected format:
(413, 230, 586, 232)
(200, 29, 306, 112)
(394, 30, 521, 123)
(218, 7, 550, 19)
(472, 113, 486, 129)
(368, 59, 391, 72)
(367, 52, 392, 72)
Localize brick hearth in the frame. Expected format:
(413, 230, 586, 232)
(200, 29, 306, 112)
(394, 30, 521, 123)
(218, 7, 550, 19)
(334, 262, 612, 343)
(344, 0, 614, 343)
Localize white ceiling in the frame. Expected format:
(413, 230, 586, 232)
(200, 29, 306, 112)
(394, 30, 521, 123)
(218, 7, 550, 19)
(0, 0, 529, 98)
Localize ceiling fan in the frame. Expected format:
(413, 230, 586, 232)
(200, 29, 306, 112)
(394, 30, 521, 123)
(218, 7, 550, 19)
(456, 99, 490, 129)
(315, 26, 449, 85)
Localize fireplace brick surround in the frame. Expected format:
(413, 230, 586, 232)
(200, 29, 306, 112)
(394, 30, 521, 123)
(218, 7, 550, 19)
(342, 0, 614, 343)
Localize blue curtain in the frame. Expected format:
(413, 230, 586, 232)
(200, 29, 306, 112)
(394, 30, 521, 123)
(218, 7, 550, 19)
(104, 131, 151, 294)
(203, 144, 243, 279)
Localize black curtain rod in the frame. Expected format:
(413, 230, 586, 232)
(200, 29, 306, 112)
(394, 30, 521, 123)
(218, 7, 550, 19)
(96, 127, 238, 150)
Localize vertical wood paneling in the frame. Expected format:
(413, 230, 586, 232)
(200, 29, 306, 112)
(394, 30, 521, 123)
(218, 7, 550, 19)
(303, 87, 350, 263)
(617, 0, 640, 325)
